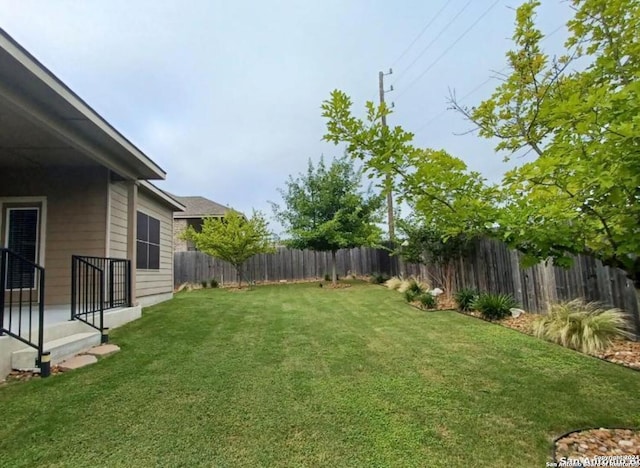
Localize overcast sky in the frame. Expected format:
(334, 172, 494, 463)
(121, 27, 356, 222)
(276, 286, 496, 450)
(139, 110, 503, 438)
(0, 0, 573, 233)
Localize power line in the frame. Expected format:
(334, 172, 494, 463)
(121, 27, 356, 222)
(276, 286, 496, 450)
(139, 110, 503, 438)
(390, 0, 451, 68)
(392, 0, 474, 86)
(412, 22, 567, 134)
(396, 0, 501, 100)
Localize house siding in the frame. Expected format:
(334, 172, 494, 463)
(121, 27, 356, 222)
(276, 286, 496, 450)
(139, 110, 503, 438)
(109, 181, 129, 258)
(136, 189, 174, 301)
(0, 166, 108, 305)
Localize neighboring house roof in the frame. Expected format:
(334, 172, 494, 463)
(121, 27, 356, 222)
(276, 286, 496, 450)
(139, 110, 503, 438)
(169, 195, 232, 219)
(0, 28, 166, 180)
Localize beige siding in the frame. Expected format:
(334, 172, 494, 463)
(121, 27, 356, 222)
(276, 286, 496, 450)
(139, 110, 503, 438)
(0, 166, 108, 305)
(109, 181, 129, 258)
(136, 190, 174, 299)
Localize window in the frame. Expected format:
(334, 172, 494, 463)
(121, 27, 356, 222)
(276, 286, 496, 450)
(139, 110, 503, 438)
(136, 211, 160, 270)
(5, 207, 40, 288)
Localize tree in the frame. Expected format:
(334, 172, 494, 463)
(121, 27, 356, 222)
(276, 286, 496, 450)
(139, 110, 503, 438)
(182, 210, 275, 287)
(397, 217, 474, 300)
(272, 156, 383, 284)
(450, 0, 640, 284)
(321, 91, 499, 241)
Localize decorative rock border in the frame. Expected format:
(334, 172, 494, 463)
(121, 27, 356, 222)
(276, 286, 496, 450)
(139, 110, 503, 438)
(553, 428, 640, 461)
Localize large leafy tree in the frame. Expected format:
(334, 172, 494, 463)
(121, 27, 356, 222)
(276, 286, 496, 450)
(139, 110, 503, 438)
(450, 0, 640, 283)
(182, 210, 275, 287)
(272, 156, 383, 284)
(321, 91, 499, 240)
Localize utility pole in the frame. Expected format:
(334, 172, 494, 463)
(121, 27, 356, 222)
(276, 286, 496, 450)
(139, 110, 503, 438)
(379, 69, 395, 242)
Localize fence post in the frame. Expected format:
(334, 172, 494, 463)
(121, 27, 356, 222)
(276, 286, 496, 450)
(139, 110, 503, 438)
(70, 256, 76, 321)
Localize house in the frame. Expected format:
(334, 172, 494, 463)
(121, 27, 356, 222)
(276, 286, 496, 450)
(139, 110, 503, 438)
(170, 195, 231, 252)
(0, 29, 185, 377)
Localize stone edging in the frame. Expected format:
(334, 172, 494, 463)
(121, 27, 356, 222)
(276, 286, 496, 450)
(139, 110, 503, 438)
(551, 427, 640, 463)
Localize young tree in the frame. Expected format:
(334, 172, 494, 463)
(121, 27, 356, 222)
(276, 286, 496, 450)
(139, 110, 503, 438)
(272, 156, 383, 284)
(182, 210, 275, 288)
(397, 217, 474, 301)
(450, 0, 640, 284)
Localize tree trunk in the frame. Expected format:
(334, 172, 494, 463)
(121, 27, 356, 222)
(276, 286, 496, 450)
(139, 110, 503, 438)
(236, 264, 242, 288)
(331, 250, 337, 285)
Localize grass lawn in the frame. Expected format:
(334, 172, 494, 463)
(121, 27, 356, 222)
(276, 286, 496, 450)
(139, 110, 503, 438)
(1, 282, 639, 467)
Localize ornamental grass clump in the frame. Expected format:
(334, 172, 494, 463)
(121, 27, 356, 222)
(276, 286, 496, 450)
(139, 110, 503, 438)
(532, 299, 633, 354)
(398, 278, 429, 294)
(454, 288, 478, 311)
(385, 276, 403, 290)
(472, 293, 517, 320)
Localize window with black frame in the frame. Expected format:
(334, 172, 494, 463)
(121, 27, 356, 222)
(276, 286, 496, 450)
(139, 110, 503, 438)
(136, 211, 160, 270)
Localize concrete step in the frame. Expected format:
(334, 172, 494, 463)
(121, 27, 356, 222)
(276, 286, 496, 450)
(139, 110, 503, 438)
(59, 354, 98, 371)
(11, 331, 101, 370)
(86, 344, 120, 358)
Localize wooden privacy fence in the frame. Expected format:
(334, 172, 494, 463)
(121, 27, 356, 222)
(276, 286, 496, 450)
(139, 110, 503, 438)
(401, 238, 639, 332)
(174, 239, 639, 330)
(174, 247, 399, 287)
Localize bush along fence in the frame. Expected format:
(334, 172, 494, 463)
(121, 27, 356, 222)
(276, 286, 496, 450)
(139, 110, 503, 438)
(174, 238, 639, 332)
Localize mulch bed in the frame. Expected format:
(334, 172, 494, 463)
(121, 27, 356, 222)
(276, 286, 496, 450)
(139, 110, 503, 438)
(0, 366, 64, 386)
(408, 296, 457, 311)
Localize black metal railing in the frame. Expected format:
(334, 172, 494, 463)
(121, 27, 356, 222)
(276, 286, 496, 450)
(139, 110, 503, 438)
(71, 256, 131, 342)
(0, 248, 50, 376)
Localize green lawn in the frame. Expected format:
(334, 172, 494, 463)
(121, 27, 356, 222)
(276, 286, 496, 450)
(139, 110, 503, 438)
(1, 282, 639, 467)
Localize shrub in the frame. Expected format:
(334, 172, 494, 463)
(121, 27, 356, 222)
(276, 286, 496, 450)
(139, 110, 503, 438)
(454, 288, 478, 311)
(398, 278, 428, 294)
(324, 273, 339, 282)
(369, 273, 390, 284)
(419, 292, 437, 309)
(200, 280, 208, 289)
(210, 278, 219, 288)
(404, 289, 420, 303)
(407, 279, 425, 295)
(532, 299, 632, 354)
(385, 276, 403, 290)
(472, 293, 517, 320)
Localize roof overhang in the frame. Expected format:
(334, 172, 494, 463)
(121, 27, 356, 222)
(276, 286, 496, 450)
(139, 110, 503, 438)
(139, 181, 186, 212)
(174, 213, 225, 219)
(0, 28, 166, 180)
